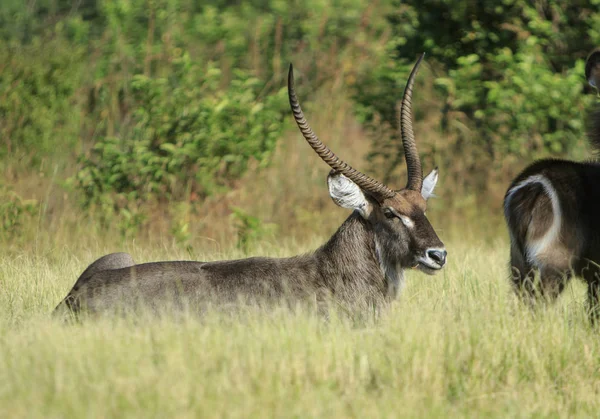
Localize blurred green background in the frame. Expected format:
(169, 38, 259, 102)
(1, 0, 599, 251)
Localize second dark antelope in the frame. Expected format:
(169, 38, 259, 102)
(504, 49, 600, 320)
(55, 54, 446, 316)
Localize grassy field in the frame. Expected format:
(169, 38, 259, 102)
(3, 3, 599, 416)
(1, 236, 599, 418)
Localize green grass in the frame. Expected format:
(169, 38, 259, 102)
(1, 238, 598, 418)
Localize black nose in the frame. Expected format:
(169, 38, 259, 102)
(427, 249, 447, 266)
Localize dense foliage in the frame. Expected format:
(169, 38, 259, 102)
(2, 0, 600, 240)
(75, 60, 288, 209)
(1, 0, 382, 196)
(354, 0, 600, 188)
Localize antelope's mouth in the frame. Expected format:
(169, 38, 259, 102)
(416, 263, 441, 275)
(414, 258, 444, 275)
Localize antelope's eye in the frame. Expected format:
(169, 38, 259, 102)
(383, 209, 395, 219)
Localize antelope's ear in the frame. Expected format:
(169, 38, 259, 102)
(586, 50, 600, 90)
(421, 168, 439, 200)
(328, 172, 372, 218)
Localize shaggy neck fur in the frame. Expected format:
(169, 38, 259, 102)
(314, 212, 401, 301)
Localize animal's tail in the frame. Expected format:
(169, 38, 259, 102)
(504, 183, 534, 259)
(585, 49, 600, 156)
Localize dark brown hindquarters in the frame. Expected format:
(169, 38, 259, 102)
(504, 179, 571, 304)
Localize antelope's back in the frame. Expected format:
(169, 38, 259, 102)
(56, 256, 321, 315)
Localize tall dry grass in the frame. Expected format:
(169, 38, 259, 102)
(1, 236, 598, 418)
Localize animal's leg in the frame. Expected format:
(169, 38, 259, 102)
(582, 261, 600, 324)
(509, 243, 537, 304)
(538, 267, 571, 303)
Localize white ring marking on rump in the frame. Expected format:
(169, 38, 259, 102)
(505, 174, 562, 265)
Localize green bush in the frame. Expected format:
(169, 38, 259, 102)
(0, 186, 38, 242)
(354, 0, 600, 190)
(436, 39, 590, 158)
(0, 35, 85, 165)
(230, 206, 277, 253)
(74, 56, 288, 210)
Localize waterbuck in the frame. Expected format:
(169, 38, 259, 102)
(54, 54, 447, 316)
(504, 49, 600, 320)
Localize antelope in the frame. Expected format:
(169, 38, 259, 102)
(504, 49, 600, 321)
(54, 54, 447, 316)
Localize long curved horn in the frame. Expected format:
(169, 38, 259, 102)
(288, 64, 396, 200)
(400, 53, 425, 191)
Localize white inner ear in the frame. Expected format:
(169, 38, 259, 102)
(328, 173, 372, 218)
(421, 168, 439, 200)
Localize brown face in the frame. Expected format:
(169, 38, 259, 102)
(372, 189, 446, 275)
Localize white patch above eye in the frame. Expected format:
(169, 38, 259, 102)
(327, 173, 372, 218)
(399, 215, 414, 228)
(421, 168, 439, 200)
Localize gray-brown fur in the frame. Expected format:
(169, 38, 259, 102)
(504, 49, 600, 320)
(504, 161, 599, 301)
(54, 56, 446, 316)
(56, 253, 135, 313)
(55, 214, 380, 315)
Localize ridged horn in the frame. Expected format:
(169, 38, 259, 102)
(400, 53, 425, 191)
(287, 64, 396, 200)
